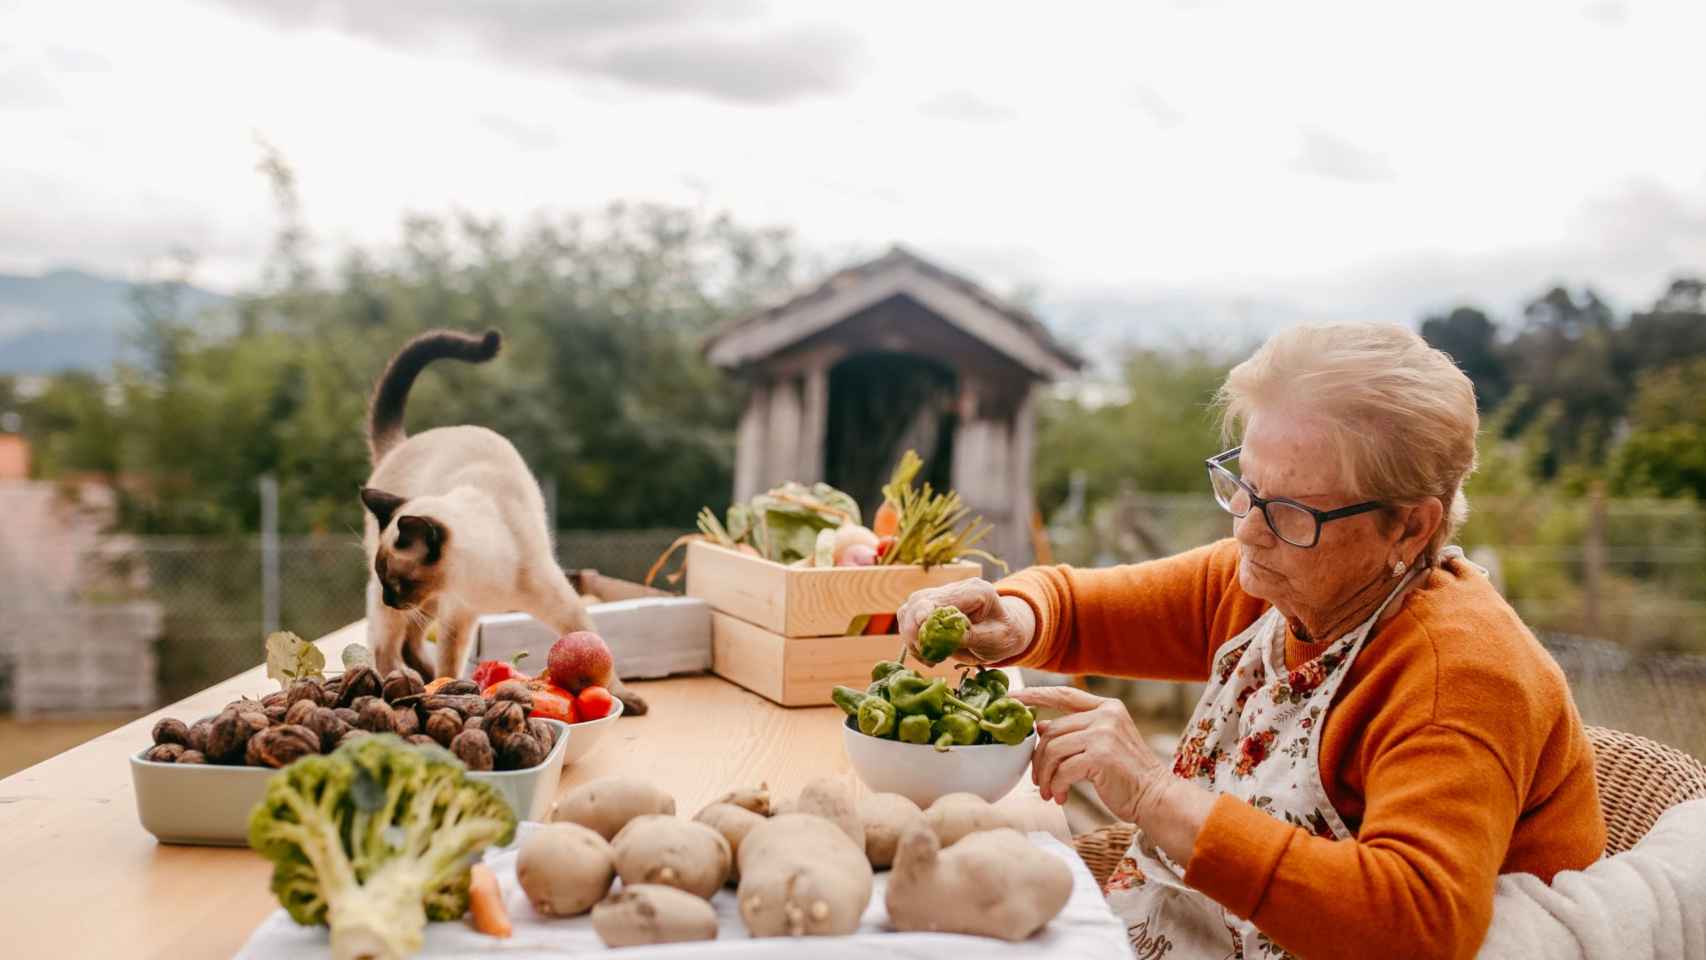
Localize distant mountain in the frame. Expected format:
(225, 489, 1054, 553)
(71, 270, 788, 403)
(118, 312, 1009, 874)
(0, 268, 226, 374)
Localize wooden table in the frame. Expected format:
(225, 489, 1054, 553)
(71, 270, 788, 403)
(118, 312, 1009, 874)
(0, 622, 1068, 959)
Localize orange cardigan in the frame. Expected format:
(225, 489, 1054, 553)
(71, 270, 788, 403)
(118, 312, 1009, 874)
(997, 539, 1605, 960)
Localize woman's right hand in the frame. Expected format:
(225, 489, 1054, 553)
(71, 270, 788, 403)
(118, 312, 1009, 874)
(896, 578, 1035, 665)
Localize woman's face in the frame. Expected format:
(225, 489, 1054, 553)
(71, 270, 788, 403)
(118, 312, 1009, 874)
(1231, 411, 1399, 622)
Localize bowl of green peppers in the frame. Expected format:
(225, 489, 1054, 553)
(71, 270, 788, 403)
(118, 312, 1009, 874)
(834, 658, 1038, 808)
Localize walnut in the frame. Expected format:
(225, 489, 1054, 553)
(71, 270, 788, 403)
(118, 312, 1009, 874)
(421, 694, 486, 719)
(440, 679, 480, 696)
(177, 749, 207, 764)
(393, 706, 420, 738)
(333, 707, 359, 726)
(382, 668, 425, 704)
(464, 715, 485, 733)
(309, 706, 351, 752)
(527, 717, 558, 753)
(287, 679, 333, 707)
(264, 704, 289, 725)
(486, 679, 533, 709)
(247, 724, 321, 768)
(484, 700, 527, 740)
(494, 729, 546, 770)
(450, 728, 495, 771)
(356, 699, 397, 734)
(425, 709, 462, 748)
(285, 699, 319, 728)
(261, 690, 288, 709)
(144, 743, 185, 763)
(336, 665, 382, 707)
(207, 709, 268, 763)
(405, 734, 439, 748)
(336, 729, 370, 749)
(348, 695, 380, 715)
(187, 718, 213, 754)
(152, 718, 190, 747)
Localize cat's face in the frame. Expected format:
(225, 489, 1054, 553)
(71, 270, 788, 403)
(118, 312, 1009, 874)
(361, 487, 448, 609)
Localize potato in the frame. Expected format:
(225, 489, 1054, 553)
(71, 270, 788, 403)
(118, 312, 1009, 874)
(694, 803, 767, 883)
(859, 792, 926, 868)
(925, 792, 1009, 848)
(737, 814, 873, 937)
(705, 784, 771, 817)
(515, 823, 616, 917)
(792, 776, 862, 847)
(592, 884, 719, 947)
(611, 815, 731, 899)
(886, 827, 1072, 941)
(552, 777, 676, 841)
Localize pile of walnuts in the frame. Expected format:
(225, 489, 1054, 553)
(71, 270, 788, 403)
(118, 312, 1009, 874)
(142, 666, 557, 771)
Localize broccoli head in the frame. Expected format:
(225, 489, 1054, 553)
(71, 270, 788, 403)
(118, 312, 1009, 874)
(248, 733, 516, 960)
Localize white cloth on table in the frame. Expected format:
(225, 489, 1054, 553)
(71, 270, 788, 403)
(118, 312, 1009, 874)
(236, 824, 1131, 959)
(1478, 798, 1706, 960)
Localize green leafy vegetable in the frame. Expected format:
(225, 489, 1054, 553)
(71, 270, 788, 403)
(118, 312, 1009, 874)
(266, 631, 326, 689)
(248, 735, 517, 960)
(877, 451, 1007, 572)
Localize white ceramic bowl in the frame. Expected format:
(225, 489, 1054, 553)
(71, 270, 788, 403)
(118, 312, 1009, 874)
(840, 716, 1037, 808)
(558, 695, 623, 766)
(130, 719, 570, 846)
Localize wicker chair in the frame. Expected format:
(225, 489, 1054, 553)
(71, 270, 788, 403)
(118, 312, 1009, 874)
(1071, 725, 1706, 890)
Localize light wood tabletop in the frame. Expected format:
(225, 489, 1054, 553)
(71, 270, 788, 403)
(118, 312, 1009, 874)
(0, 622, 1068, 959)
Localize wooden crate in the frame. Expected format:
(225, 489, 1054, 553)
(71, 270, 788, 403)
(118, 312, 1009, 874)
(685, 540, 982, 706)
(685, 540, 980, 638)
(710, 612, 963, 707)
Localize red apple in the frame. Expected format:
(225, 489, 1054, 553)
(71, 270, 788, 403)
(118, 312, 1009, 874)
(547, 630, 614, 693)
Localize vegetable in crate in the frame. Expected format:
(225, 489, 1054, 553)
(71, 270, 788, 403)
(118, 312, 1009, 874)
(875, 450, 1005, 571)
(247, 735, 516, 960)
(916, 606, 971, 665)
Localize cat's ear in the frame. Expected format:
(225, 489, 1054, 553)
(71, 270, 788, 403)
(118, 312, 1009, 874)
(395, 515, 446, 564)
(361, 487, 407, 529)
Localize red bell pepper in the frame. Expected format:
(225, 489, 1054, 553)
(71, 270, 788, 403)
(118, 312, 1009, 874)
(523, 677, 579, 724)
(471, 651, 531, 690)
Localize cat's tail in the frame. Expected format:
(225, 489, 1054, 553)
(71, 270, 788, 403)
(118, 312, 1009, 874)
(367, 328, 502, 464)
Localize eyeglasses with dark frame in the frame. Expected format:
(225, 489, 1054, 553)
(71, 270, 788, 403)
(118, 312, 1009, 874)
(1204, 447, 1385, 548)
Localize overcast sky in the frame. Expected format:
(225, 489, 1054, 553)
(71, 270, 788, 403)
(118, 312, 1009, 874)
(3, 0, 1704, 340)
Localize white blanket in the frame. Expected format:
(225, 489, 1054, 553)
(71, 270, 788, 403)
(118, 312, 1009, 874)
(237, 826, 1132, 959)
(1479, 798, 1706, 960)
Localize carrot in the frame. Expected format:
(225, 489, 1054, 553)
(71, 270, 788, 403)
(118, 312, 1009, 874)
(873, 501, 900, 538)
(468, 862, 511, 938)
(865, 613, 897, 636)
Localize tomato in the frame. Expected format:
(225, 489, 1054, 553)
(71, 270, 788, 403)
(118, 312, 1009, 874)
(523, 678, 579, 724)
(471, 652, 531, 689)
(875, 535, 898, 560)
(575, 686, 614, 721)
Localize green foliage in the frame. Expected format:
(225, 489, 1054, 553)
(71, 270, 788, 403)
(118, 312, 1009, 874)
(1611, 357, 1706, 500)
(1033, 348, 1230, 513)
(22, 199, 796, 534)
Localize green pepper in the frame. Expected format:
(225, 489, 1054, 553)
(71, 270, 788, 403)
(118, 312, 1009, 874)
(955, 681, 992, 713)
(917, 606, 971, 665)
(889, 675, 983, 719)
(979, 696, 1036, 745)
(831, 685, 866, 718)
(931, 712, 981, 752)
(974, 668, 1010, 699)
(871, 660, 909, 683)
(858, 696, 898, 738)
(898, 714, 932, 744)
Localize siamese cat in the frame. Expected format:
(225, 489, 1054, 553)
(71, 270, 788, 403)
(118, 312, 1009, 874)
(360, 329, 646, 714)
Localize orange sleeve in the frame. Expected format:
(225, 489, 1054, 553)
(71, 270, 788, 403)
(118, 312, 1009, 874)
(991, 539, 1260, 680)
(1183, 723, 1519, 960)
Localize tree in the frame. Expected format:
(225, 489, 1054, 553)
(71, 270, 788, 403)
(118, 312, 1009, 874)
(1611, 357, 1706, 500)
(1420, 306, 1510, 412)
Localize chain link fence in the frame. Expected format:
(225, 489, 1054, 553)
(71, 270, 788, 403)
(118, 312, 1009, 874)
(1, 530, 688, 711)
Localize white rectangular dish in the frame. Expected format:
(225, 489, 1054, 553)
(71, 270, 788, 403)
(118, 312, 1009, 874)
(476, 597, 711, 681)
(130, 719, 570, 846)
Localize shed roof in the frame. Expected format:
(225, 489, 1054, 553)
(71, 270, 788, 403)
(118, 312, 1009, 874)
(705, 246, 1084, 379)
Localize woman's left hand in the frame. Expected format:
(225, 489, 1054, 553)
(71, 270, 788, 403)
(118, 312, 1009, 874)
(1013, 686, 1168, 823)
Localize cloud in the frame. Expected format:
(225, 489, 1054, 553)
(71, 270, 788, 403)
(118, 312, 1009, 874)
(919, 90, 1016, 123)
(1129, 86, 1184, 128)
(478, 113, 561, 152)
(1582, 1, 1630, 27)
(0, 65, 62, 109)
(202, 0, 863, 104)
(1294, 127, 1395, 184)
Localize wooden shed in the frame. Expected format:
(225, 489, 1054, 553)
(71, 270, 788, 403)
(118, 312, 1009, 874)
(705, 247, 1083, 570)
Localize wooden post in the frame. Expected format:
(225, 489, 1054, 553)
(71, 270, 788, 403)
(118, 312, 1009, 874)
(798, 364, 828, 483)
(1009, 384, 1037, 569)
(1584, 482, 1607, 638)
(766, 376, 802, 492)
(734, 382, 768, 502)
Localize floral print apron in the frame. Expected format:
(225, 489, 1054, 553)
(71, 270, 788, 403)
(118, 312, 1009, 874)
(1104, 565, 1424, 959)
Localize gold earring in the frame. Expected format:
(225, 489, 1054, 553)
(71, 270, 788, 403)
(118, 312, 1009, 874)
(1392, 559, 1407, 578)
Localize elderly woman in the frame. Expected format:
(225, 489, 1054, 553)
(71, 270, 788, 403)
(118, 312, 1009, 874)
(898, 324, 1604, 960)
